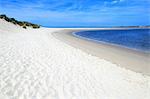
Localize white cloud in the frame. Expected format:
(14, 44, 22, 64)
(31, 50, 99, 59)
(109, 0, 125, 5)
(111, 0, 118, 4)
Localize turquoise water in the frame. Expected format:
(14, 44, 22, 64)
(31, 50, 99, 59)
(74, 29, 150, 52)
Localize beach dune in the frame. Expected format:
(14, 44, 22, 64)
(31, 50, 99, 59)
(0, 19, 150, 99)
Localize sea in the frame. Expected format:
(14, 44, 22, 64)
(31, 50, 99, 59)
(74, 29, 150, 52)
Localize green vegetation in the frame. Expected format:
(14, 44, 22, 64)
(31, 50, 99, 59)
(0, 14, 40, 29)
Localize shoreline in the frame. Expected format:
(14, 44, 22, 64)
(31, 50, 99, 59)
(52, 28, 150, 75)
(1, 19, 150, 99)
(72, 31, 149, 54)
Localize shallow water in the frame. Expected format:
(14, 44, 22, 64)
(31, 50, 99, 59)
(74, 29, 150, 52)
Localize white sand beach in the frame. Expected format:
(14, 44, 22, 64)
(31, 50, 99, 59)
(0, 19, 150, 99)
(52, 29, 150, 75)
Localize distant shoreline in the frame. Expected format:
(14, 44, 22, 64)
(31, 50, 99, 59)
(43, 26, 150, 29)
(52, 28, 150, 75)
(41, 23, 150, 28)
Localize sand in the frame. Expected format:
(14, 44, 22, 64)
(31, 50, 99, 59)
(0, 19, 150, 99)
(52, 29, 150, 75)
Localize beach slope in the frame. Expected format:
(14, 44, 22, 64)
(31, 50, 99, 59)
(0, 19, 150, 99)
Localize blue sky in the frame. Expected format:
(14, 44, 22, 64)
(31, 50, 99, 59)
(0, 0, 150, 27)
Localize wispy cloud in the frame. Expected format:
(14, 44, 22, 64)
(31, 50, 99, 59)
(0, 0, 150, 26)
